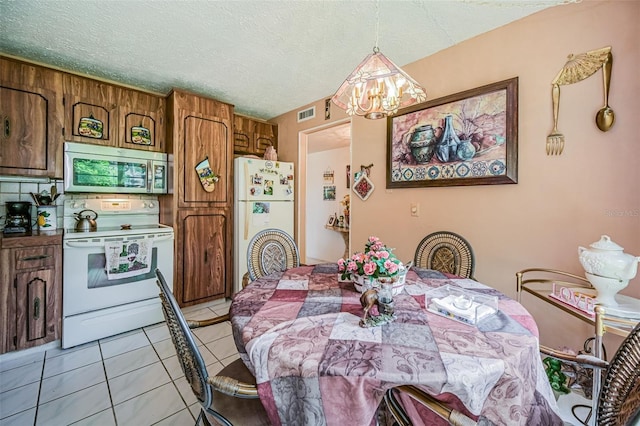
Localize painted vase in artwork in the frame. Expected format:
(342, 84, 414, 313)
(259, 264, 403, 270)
(436, 115, 460, 163)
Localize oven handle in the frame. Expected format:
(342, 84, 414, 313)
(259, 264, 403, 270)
(64, 234, 173, 248)
(147, 160, 153, 193)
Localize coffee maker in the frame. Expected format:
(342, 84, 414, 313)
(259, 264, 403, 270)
(3, 201, 32, 234)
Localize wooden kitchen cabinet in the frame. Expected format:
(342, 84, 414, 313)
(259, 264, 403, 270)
(63, 74, 165, 152)
(160, 89, 234, 307)
(116, 87, 165, 152)
(233, 114, 277, 156)
(63, 74, 118, 146)
(178, 210, 230, 305)
(0, 232, 62, 354)
(0, 57, 64, 178)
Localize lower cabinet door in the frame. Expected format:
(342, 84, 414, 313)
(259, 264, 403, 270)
(179, 212, 229, 305)
(15, 268, 57, 349)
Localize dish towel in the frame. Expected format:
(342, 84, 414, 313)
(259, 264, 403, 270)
(105, 239, 153, 280)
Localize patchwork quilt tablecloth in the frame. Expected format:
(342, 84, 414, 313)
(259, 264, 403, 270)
(230, 264, 562, 426)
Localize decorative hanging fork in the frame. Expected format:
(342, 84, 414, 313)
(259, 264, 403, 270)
(547, 46, 612, 155)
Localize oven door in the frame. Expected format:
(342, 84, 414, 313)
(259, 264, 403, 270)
(63, 232, 173, 316)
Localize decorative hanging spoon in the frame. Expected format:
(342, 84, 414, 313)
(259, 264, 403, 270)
(595, 52, 614, 132)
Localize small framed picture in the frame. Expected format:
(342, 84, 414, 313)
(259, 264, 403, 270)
(323, 185, 336, 200)
(327, 215, 336, 227)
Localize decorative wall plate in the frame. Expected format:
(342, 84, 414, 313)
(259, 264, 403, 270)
(353, 172, 374, 201)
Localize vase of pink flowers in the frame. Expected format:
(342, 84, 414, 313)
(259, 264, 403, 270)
(337, 236, 407, 294)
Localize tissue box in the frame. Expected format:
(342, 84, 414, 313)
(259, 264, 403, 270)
(425, 285, 498, 325)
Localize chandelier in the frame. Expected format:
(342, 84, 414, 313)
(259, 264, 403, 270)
(331, 2, 426, 120)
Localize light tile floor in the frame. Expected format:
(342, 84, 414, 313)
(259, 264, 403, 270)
(1, 296, 586, 426)
(0, 299, 233, 426)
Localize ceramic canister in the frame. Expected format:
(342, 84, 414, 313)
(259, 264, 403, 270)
(37, 205, 57, 230)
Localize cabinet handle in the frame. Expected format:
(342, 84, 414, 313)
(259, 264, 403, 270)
(204, 250, 208, 263)
(20, 254, 51, 261)
(3, 115, 10, 138)
(33, 297, 40, 319)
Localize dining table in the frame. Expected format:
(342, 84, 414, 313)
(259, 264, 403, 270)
(230, 264, 563, 426)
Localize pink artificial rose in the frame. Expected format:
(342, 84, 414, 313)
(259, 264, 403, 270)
(372, 242, 384, 251)
(363, 261, 377, 276)
(337, 258, 345, 270)
(368, 236, 380, 243)
(377, 250, 390, 259)
(385, 260, 399, 274)
(347, 261, 358, 272)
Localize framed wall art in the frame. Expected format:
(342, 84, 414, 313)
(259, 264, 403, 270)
(386, 77, 518, 188)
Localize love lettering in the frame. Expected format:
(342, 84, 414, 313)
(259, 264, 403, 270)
(551, 283, 596, 313)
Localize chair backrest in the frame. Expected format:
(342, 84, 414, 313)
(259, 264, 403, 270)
(597, 320, 640, 426)
(155, 269, 212, 410)
(414, 231, 475, 279)
(247, 228, 300, 281)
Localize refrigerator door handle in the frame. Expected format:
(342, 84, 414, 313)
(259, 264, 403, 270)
(244, 200, 250, 240)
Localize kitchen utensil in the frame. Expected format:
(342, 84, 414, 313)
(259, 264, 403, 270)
(595, 52, 615, 132)
(30, 192, 40, 206)
(74, 209, 99, 232)
(38, 193, 52, 205)
(546, 84, 565, 155)
(50, 185, 58, 202)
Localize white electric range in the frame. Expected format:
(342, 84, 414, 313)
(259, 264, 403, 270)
(61, 196, 173, 348)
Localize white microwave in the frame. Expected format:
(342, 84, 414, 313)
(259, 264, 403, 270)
(64, 142, 168, 194)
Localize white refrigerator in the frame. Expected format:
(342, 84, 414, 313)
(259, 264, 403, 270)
(234, 157, 294, 292)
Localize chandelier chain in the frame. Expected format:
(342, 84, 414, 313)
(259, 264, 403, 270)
(374, 0, 380, 52)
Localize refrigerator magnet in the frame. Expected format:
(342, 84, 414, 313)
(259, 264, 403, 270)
(264, 181, 274, 196)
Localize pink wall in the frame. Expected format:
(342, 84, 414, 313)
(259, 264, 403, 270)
(273, 0, 639, 350)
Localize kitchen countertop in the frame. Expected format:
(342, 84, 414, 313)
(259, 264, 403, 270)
(0, 229, 63, 249)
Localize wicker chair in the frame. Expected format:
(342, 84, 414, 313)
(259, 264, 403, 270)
(540, 306, 640, 426)
(414, 231, 475, 279)
(246, 228, 300, 282)
(384, 385, 477, 426)
(154, 269, 269, 426)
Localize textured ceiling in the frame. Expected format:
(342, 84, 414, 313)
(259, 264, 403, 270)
(0, 0, 565, 120)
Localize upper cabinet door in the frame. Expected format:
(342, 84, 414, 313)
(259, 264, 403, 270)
(253, 120, 277, 155)
(0, 84, 62, 177)
(180, 110, 231, 207)
(233, 115, 251, 153)
(0, 85, 47, 170)
(63, 75, 118, 147)
(233, 114, 277, 156)
(117, 88, 165, 152)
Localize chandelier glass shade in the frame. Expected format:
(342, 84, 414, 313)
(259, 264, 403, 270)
(331, 47, 427, 120)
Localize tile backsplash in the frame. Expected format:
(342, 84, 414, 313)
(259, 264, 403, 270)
(0, 179, 65, 231)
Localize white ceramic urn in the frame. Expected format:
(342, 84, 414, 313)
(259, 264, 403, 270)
(578, 235, 640, 280)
